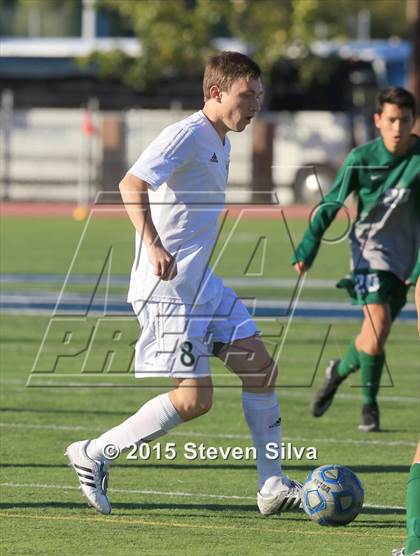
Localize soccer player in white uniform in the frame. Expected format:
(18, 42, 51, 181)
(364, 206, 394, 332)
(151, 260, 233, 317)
(65, 51, 301, 516)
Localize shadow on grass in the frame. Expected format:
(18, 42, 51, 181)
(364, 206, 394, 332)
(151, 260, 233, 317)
(361, 507, 405, 516)
(0, 501, 258, 514)
(0, 463, 411, 473)
(0, 501, 405, 519)
(353, 520, 405, 528)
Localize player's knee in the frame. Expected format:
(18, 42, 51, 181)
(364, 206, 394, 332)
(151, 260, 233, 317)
(178, 389, 213, 419)
(359, 306, 391, 354)
(187, 398, 212, 418)
(357, 331, 388, 355)
(382, 322, 391, 342)
(241, 360, 278, 391)
(195, 396, 213, 416)
(262, 361, 278, 388)
(193, 388, 213, 415)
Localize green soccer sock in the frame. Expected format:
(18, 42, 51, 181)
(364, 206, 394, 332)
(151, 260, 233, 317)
(358, 351, 385, 405)
(337, 340, 360, 378)
(406, 463, 420, 555)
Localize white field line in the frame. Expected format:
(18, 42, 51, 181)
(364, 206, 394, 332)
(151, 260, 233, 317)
(0, 422, 89, 431)
(0, 422, 416, 447)
(284, 391, 420, 404)
(2, 311, 416, 325)
(1, 379, 418, 404)
(0, 275, 337, 288)
(2, 290, 416, 311)
(0, 482, 405, 511)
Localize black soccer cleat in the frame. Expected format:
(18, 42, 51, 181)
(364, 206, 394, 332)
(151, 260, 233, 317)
(358, 403, 380, 432)
(311, 359, 346, 417)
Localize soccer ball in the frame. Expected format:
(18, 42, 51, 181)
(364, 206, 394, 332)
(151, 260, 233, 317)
(302, 464, 364, 526)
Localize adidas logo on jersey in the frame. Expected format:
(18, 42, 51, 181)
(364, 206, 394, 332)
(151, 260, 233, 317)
(210, 152, 218, 163)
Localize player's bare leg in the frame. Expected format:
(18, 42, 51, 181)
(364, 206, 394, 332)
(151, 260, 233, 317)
(216, 335, 302, 515)
(356, 303, 391, 354)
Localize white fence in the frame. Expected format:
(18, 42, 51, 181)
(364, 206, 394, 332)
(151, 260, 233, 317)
(0, 102, 352, 203)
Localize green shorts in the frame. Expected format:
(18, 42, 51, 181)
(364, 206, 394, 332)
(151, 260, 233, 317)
(336, 269, 409, 321)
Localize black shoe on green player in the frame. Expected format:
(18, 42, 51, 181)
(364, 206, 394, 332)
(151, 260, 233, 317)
(358, 403, 380, 432)
(311, 359, 346, 417)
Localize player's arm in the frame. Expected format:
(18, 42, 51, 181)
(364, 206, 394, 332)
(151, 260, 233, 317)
(406, 186, 420, 289)
(119, 172, 177, 281)
(292, 153, 358, 275)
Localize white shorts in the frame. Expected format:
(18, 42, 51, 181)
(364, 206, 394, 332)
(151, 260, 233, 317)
(132, 286, 258, 378)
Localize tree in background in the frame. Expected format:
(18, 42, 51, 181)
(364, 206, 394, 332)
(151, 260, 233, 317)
(91, 0, 408, 90)
(0, 0, 412, 95)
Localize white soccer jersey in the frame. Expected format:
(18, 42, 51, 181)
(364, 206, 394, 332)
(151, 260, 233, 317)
(127, 110, 231, 304)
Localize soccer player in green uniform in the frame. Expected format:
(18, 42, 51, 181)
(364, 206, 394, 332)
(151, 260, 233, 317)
(292, 86, 420, 432)
(393, 278, 420, 556)
(397, 436, 420, 555)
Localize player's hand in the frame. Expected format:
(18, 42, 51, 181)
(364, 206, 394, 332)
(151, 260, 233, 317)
(294, 261, 308, 275)
(147, 243, 178, 281)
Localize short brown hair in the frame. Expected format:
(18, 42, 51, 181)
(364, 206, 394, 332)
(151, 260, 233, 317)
(203, 51, 261, 101)
(376, 86, 416, 117)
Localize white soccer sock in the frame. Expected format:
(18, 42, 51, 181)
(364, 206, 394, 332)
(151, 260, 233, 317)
(242, 390, 283, 490)
(87, 393, 183, 463)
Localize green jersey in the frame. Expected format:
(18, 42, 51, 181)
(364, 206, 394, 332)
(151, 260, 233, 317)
(292, 135, 420, 283)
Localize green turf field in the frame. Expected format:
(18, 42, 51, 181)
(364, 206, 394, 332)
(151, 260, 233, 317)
(0, 215, 418, 556)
